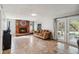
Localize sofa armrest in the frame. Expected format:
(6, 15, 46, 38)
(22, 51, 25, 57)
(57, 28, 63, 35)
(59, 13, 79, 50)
(43, 32, 51, 39)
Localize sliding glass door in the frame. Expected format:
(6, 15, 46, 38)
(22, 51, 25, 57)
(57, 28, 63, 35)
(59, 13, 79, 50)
(55, 16, 79, 47)
(68, 17, 79, 46)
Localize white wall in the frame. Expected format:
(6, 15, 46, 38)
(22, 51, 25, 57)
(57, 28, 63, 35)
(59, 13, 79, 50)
(9, 19, 16, 36)
(41, 19, 53, 31)
(0, 9, 2, 54)
(0, 5, 5, 54)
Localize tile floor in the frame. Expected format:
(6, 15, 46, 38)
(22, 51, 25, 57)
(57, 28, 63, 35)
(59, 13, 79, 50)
(3, 35, 79, 54)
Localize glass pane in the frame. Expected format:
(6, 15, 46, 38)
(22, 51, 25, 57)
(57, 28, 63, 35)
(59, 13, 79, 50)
(57, 19, 65, 42)
(69, 19, 79, 46)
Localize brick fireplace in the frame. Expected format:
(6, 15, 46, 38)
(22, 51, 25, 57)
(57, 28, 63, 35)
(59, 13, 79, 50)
(16, 20, 30, 35)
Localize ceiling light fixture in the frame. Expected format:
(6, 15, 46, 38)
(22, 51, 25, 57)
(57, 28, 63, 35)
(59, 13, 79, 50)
(31, 13, 37, 16)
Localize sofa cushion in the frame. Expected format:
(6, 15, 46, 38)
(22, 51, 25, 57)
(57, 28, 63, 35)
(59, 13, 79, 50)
(33, 30, 51, 39)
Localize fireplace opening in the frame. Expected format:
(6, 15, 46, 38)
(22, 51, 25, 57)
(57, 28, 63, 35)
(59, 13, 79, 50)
(19, 28, 27, 33)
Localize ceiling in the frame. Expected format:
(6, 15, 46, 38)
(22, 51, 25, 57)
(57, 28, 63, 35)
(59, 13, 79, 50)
(2, 4, 79, 21)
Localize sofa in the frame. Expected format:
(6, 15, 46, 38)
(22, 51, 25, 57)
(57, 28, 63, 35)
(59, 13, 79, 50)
(33, 30, 51, 39)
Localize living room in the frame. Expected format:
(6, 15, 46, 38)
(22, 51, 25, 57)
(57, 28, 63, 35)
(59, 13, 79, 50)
(0, 4, 79, 54)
